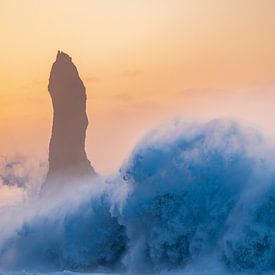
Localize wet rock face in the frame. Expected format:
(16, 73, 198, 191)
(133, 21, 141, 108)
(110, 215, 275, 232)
(43, 51, 96, 190)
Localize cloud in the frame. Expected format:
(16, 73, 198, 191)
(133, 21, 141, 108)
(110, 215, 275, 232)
(18, 79, 47, 90)
(121, 70, 143, 78)
(83, 76, 101, 83)
(246, 80, 275, 88)
(112, 92, 133, 103)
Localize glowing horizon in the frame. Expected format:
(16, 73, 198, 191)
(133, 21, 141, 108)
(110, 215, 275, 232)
(1, 0, 275, 174)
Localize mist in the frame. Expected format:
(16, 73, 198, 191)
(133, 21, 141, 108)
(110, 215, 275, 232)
(1, 119, 275, 274)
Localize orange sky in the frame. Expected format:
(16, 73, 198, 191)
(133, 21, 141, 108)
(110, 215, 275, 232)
(1, 0, 275, 175)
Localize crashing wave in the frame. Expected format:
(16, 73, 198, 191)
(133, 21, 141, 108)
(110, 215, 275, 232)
(1, 119, 275, 274)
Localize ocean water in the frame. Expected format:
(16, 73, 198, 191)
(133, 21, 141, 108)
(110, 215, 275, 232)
(1, 119, 275, 274)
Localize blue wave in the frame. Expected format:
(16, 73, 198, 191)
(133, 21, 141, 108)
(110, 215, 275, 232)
(1, 119, 275, 274)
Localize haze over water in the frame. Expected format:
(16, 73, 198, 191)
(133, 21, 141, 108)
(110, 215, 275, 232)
(1, 0, 275, 175)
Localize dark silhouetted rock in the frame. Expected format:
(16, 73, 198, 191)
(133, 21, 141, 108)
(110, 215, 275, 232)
(42, 51, 96, 192)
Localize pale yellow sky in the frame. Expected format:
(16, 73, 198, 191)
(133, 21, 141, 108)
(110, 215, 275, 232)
(1, 0, 275, 174)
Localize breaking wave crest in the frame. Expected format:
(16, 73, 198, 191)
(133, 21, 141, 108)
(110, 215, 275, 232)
(1, 119, 275, 274)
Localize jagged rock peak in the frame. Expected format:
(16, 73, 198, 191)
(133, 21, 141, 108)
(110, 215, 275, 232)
(48, 51, 82, 93)
(41, 51, 96, 194)
(56, 50, 72, 62)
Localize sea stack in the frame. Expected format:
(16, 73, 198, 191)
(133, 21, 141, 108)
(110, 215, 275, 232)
(42, 51, 96, 192)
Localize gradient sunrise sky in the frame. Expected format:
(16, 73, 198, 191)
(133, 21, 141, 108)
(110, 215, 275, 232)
(1, 0, 275, 174)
